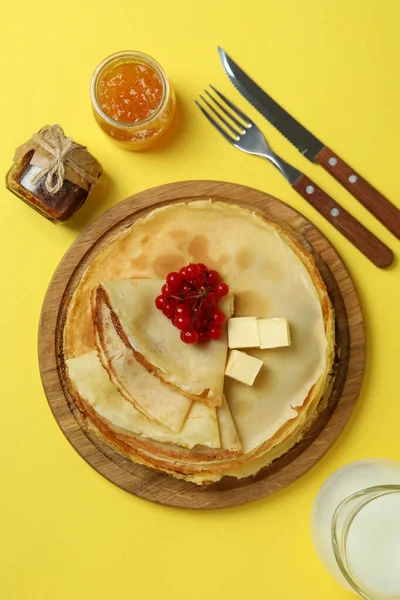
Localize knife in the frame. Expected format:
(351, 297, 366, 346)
(218, 47, 400, 241)
(197, 86, 393, 268)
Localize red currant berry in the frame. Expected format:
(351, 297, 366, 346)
(192, 304, 204, 316)
(198, 330, 210, 343)
(197, 263, 208, 272)
(185, 263, 201, 280)
(155, 295, 165, 310)
(182, 283, 193, 293)
(180, 329, 199, 344)
(163, 302, 175, 318)
(166, 271, 183, 291)
(206, 291, 217, 305)
(208, 326, 222, 340)
(201, 318, 210, 329)
(194, 272, 206, 286)
(184, 297, 196, 309)
(175, 303, 190, 317)
(211, 310, 226, 326)
(161, 283, 170, 296)
(167, 297, 180, 309)
(215, 282, 229, 297)
(174, 315, 191, 330)
(193, 317, 202, 330)
(206, 269, 220, 286)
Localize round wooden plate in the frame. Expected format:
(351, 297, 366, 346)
(39, 181, 365, 509)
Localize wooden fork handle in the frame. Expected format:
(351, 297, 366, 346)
(315, 146, 400, 240)
(293, 174, 394, 268)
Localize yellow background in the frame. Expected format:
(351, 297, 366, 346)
(1, 1, 399, 598)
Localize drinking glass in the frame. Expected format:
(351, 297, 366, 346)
(311, 459, 400, 599)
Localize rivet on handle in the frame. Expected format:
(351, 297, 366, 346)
(328, 157, 338, 166)
(331, 208, 340, 217)
(306, 185, 315, 194)
(349, 175, 358, 183)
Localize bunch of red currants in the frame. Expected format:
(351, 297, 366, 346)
(155, 263, 230, 344)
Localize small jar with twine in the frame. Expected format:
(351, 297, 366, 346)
(6, 124, 103, 223)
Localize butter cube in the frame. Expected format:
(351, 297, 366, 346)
(257, 318, 291, 349)
(225, 350, 263, 386)
(228, 317, 260, 349)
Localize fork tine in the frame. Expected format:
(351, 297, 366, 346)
(195, 101, 236, 144)
(209, 85, 253, 126)
(204, 89, 246, 131)
(199, 95, 241, 137)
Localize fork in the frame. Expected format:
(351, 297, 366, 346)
(196, 86, 393, 268)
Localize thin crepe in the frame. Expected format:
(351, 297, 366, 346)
(64, 200, 334, 483)
(92, 285, 192, 432)
(66, 351, 221, 449)
(98, 279, 233, 405)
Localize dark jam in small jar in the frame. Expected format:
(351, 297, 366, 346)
(6, 125, 102, 223)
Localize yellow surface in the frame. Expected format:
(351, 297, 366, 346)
(1, 1, 399, 598)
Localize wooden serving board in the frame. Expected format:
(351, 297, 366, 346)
(38, 181, 365, 509)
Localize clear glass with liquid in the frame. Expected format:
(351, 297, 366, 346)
(311, 459, 400, 599)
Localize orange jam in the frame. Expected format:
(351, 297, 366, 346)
(97, 62, 163, 124)
(91, 51, 177, 150)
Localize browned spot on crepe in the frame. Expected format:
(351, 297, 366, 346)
(170, 230, 189, 241)
(235, 247, 256, 270)
(130, 255, 149, 270)
(234, 291, 270, 317)
(111, 267, 124, 278)
(188, 235, 230, 271)
(78, 313, 96, 356)
(170, 230, 190, 252)
(152, 254, 186, 278)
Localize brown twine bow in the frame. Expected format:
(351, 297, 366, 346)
(30, 125, 98, 194)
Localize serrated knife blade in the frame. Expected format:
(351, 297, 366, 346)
(218, 46, 400, 240)
(218, 47, 324, 160)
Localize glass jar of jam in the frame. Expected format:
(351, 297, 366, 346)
(90, 51, 177, 150)
(5, 125, 102, 223)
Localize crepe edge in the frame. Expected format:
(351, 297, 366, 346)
(95, 284, 220, 407)
(62, 198, 336, 483)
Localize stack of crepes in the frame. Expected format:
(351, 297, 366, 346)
(64, 201, 335, 484)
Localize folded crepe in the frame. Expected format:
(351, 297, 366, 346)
(92, 285, 192, 432)
(95, 278, 233, 406)
(66, 351, 222, 449)
(65, 351, 242, 457)
(64, 200, 334, 483)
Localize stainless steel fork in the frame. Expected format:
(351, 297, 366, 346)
(195, 86, 393, 268)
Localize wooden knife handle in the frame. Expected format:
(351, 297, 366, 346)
(293, 174, 394, 268)
(315, 146, 400, 240)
